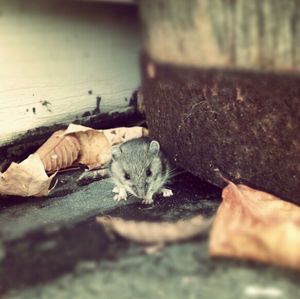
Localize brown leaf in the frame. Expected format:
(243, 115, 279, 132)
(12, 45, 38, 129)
(37, 124, 146, 173)
(36, 124, 111, 172)
(96, 215, 212, 244)
(101, 126, 148, 146)
(0, 154, 55, 197)
(67, 125, 111, 169)
(0, 124, 147, 197)
(209, 181, 300, 270)
(36, 129, 81, 172)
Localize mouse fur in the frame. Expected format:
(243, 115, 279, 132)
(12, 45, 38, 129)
(109, 137, 172, 204)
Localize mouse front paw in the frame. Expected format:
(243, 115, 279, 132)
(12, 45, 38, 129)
(142, 197, 154, 205)
(161, 188, 173, 197)
(112, 186, 120, 193)
(112, 186, 127, 201)
(113, 193, 127, 201)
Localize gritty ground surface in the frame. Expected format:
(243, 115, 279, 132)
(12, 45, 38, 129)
(0, 170, 299, 299)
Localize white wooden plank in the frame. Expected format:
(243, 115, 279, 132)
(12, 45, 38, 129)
(0, 0, 141, 146)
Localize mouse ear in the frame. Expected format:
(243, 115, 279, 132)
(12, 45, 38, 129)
(149, 140, 160, 155)
(111, 146, 121, 160)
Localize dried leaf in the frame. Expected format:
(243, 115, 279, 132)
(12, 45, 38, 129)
(102, 126, 148, 146)
(0, 154, 55, 197)
(37, 124, 146, 173)
(36, 124, 110, 172)
(209, 181, 300, 270)
(0, 124, 147, 197)
(72, 130, 110, 170)
(96, 215, 212, 244)
(36, 130, 81, 172)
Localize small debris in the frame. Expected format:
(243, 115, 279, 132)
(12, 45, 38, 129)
(92, 96, 101, 115)
(40, 100, 52, 112)
(142, 244, 165, 255)
(77, 168, 109, 186)
(244, 286, 283, 297)
(82, 111, 91, 117)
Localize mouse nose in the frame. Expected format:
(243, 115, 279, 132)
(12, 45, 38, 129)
(137, 183, 146, 198)
(138, 189, 145, 198)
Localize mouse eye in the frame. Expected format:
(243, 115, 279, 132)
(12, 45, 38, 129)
(146, 169, 152, 177)
(124, 172, 131, 180)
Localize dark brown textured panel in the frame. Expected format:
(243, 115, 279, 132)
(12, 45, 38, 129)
(142, 54, 300, 203)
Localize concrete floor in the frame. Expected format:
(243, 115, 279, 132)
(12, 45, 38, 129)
(0, 170, 299, 299)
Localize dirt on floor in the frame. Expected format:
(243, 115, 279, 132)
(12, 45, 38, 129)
(0, 170, 299, 299)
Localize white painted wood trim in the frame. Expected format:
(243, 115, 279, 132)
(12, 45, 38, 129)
(0, 0, 141, 147)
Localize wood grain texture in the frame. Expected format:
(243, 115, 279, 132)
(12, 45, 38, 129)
(139, 0, 300, 71)
(0, 0, 141, 146)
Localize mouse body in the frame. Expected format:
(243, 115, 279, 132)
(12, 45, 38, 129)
(109, 137, 173, 204)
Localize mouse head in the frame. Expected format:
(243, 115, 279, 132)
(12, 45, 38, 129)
(110, 139, 167, 199)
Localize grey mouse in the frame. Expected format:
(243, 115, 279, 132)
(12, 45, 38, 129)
(109, 137, 173, 204)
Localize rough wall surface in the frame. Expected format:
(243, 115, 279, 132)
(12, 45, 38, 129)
(142, 55, 300, 203)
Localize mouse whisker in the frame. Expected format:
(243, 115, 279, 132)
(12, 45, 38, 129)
(168, 168, 187, 178)
(127, 193, 137, 201)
